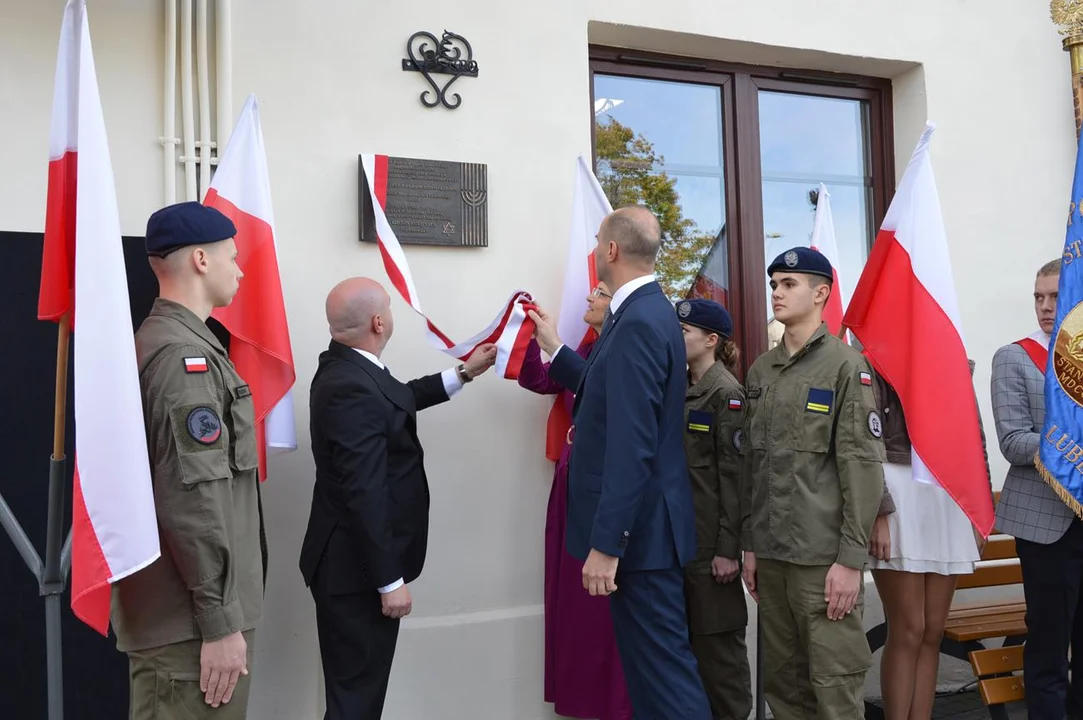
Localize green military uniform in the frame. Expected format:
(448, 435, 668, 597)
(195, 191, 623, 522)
(112, 298, 266, 719)
(683, 360, 752, 720)
(741, 323, 885, 720)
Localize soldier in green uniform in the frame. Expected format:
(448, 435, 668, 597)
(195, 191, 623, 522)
(740, 246, 885, 720)
(111, 201, 265, 719)
(677, 298, 752, 720)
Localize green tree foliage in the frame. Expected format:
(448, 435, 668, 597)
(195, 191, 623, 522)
(594, 117, 717, 300)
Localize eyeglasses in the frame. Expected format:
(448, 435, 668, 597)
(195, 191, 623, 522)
(591, 287, 612, 299)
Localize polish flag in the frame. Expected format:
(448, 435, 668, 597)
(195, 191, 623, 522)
(544, 155, 613, 461)
(843, 122, 994, 535)
(38, 0, 159, 634)
(205, 94, 297, 481)
(689, 225, 730, 306)
(809, 184, 846, 337)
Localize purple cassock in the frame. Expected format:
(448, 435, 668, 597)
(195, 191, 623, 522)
(517, 338, 632, 720)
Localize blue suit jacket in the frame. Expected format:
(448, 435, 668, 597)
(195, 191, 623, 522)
(550, 281, 696, 571)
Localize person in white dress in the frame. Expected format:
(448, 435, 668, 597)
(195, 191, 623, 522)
(867, 361, 992, 719)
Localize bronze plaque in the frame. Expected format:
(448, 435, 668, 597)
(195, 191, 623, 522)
(359, 155, 488, 247)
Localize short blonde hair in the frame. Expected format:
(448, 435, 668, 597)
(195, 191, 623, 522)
(1038, 259, 1062, 277)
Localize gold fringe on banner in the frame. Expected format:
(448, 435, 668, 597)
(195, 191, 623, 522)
(1035, 452, 1083, 520)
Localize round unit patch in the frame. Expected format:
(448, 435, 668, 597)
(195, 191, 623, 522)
(732, 429, 743, 451)
(186, 407, 222, 445)
(867, 411, 883, 439)
(678, 301, 691, 318)
(784, 250, 799, 268)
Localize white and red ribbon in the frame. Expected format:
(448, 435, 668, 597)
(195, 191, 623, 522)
(359, 153, 536, 379)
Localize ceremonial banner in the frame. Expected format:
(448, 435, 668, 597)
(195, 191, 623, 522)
(1037, 125, 1083, 517)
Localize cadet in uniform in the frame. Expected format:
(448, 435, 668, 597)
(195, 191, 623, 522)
(740, 247, 885, 720)
(111, 202, 265, 719)
(677, 299, 752, 720)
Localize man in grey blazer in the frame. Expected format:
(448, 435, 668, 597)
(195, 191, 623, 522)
(991, 258, 1083, 718)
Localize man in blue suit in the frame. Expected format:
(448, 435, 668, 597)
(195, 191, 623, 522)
(531, 206, 711, 718)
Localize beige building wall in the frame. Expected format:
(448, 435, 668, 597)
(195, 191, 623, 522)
(0, 1, 1072, 717)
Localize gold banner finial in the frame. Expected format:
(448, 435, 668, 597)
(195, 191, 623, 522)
(1053, 0, 1083, 132)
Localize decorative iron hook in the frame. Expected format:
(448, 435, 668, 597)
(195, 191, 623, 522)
(402, 30, 478, 110)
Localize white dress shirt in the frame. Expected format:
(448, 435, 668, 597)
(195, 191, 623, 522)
(353, 347, 464, 593)
(552, 274, 657, 361)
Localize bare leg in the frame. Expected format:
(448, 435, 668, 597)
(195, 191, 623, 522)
(872, 570, 926, 720)
(908, 573, 958, 720)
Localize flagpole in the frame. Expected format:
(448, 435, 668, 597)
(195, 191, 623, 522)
(1052, 0, 1083, 135)
(41, 313, 71, 720)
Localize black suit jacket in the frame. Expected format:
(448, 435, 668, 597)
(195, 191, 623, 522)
(299, 340, 450, 594)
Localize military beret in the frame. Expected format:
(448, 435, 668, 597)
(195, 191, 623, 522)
(676, 298, 733, 338)
(145, 201, 237, 257)
(766, 246, 834, 281)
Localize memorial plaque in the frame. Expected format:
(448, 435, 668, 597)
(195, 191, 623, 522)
(359, 155, 488, 247)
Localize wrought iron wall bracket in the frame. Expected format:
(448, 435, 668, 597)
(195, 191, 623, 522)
(402, 30, 478, 110)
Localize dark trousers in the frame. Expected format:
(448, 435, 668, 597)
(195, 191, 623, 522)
(609, 567, 712, 719)
(311, 564, 400, 720)
(1017, 519, 1083, 719)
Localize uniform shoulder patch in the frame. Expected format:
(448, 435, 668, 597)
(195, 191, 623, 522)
(732, 428, 743, 451)
(186, 406, 222, 445)
(728, 398, 743, 411)
(184, 356, 209, 373)
(235, 384, 252, 398)
(859, 371, 872, 386)
(867, 411, 883, 438)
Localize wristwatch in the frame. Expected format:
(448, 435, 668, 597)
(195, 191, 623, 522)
(456, 363, 472, 383)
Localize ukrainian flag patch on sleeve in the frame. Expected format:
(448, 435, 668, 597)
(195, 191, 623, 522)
(687, 410, 713, 433)
(806, 388, 834, 415)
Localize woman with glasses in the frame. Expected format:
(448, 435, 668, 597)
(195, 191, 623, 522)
(517, 281, 632, 720)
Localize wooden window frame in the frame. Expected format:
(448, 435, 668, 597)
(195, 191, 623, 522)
(589, 46, 895, 372)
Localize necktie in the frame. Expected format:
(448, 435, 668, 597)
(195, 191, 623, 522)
(602, 307, 613, 330)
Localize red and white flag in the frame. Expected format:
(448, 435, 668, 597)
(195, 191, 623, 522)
(39, 0, 159, 634)
(359, 153, 536, 380)
(843, 122, 994, 535)
(689, 225, 730, 307)
(810, 183, 846, 337)
(205, 95, 297, 481)
(541, 155, 613, 460)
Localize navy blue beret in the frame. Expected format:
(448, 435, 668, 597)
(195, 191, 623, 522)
(676, 298, 733, 338)
(145, 201, 236, 257)
(766, 246, 833, 281)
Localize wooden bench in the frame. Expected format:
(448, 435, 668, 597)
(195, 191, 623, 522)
(864, 492, 1027, 718)
(968, 644, 1025, 720)
(941, 533, 1025, 660)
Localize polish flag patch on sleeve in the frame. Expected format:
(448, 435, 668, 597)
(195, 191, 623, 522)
(859, 371, 872, 386)
(728, 398, 743, 410)
(185, 357, 209, 373)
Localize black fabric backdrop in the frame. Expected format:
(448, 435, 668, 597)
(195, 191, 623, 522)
(0, 230, 160, 718)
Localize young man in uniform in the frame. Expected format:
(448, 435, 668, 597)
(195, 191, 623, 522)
(740, 246, 885, 720)
(111, 201, 264, 719)
(677, 298, 752, 720)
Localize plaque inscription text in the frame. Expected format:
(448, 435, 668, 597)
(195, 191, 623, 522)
(359, 155, 488, 247)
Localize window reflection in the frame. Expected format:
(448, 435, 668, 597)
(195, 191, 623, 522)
(759, 91, 873, 343)
(593, 74, 729, 303)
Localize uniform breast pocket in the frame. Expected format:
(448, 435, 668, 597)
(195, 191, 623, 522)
(684, 410, 715, 467)
(745, 388, 767, 450)
(793, 382, 835, 453)
(227, 383, 259, 473)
